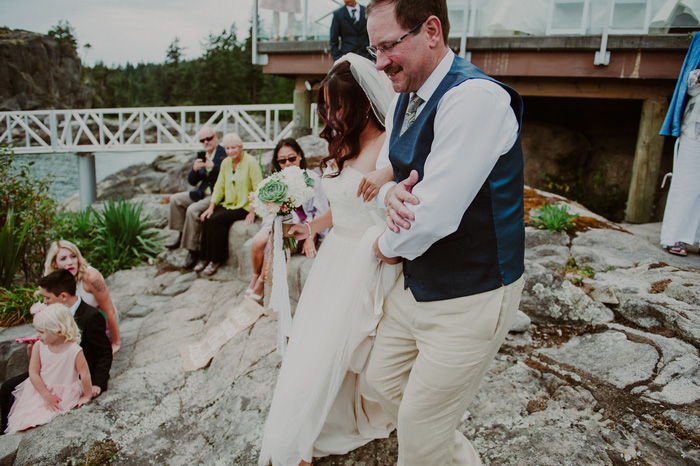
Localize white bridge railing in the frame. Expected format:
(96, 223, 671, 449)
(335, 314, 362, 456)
(0, 104, 304, 154)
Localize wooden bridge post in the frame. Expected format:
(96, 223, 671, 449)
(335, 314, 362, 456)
(625, 98, 668, 224)
(77, 153, 97, 211)
(292, 77, 312, 139)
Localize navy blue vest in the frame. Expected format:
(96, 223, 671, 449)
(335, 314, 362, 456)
(388, 56, 525, 302)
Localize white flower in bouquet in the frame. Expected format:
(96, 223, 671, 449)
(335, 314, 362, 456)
(249, 166, 315, 218)
(281, 166, 314, 209)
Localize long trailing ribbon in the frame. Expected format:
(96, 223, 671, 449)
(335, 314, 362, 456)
(269, 215, 292, 356)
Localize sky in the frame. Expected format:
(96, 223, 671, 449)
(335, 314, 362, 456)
(1, 0, 258, 67)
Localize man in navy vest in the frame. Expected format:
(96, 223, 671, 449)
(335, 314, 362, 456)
(365, 1, 525, 464)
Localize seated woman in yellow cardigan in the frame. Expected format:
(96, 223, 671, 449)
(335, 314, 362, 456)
(195, 132, 263, 275)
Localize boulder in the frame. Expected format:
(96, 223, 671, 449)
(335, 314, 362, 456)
(539, 330, 660, 388)
(0, 325, 33, 381)
(571, 228, 660, 272)
(297, 135, 329, 169)
(593, 260, 700, 347)
(520, 263, 614, 325)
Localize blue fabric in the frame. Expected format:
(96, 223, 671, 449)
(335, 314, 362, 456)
(388, 56, 525, 301)
(660, 33, 700, 137)
(187, 145, 227, 201)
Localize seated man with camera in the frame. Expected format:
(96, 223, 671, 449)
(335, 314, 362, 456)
(166, 126, 227, 269)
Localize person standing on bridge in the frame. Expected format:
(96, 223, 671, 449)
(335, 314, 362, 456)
(329, 0, 372, 61)
(165, 126, 227, 269)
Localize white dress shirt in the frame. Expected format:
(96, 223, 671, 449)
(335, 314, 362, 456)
(376, 50, 520, 260)
(69, 295, 82, 316)
(346, 5, 359, 21)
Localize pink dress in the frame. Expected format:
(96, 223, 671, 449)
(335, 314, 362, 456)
(5, 342, 84, 434)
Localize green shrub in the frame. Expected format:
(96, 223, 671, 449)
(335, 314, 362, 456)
(0, 208, 30, 289)
(540, 164, 626, 222)
(0, 286, 37, 326)
(51, 208, 96, 254)
(530, 203, 579, 233)
(53, 200, 164, 276)
(0, 147, 57, 285)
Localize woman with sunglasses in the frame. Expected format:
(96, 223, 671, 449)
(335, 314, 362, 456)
(245, 138, 329, 301)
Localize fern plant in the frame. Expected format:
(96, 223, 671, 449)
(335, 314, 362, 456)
(530, 203, 579, 233)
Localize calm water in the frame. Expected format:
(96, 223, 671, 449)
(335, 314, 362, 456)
(12, 151, 168, 202)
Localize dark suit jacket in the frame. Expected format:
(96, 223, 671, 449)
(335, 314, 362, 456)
(74, 300, 113, 391)
(329, 5, 371, 61)
(188, 145, 227, 201)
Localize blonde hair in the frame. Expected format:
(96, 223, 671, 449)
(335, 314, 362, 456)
(33, 303, 81, 344)
(44, 240, 89, 283)
(222, 132, 243, 147)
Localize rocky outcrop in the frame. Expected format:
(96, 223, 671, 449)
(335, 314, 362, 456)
(0, 28, 92, 111)
(1, 155, 699, 465)
(1, 216, 698, 465)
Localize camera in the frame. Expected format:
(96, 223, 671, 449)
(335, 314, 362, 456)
(196, 151, 206, 161)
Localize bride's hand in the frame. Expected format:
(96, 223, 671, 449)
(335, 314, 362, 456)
(302, 235, 317, 258)
(357, 166, 394, 202)
(288, 224, 310, 241)
(373, 237, 402, 265)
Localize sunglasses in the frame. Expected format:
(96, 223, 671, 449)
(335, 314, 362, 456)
(199, 135, 215, 143)
(277, 155, 298, 164)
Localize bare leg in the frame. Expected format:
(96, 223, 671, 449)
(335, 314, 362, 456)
(287, 13, 295, 40)
(272, 11, 281, 40)
(248, 229, 270, 297)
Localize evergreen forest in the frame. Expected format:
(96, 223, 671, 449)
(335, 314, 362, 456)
(69, 22, 295, 108)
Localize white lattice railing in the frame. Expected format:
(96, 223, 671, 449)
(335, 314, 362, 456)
(0, 104, 301, 154)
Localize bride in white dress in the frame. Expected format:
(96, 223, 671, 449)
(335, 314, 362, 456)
(258, 54, 399, 466)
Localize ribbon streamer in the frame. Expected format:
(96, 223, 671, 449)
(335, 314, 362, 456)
(269, 215, 292, 356)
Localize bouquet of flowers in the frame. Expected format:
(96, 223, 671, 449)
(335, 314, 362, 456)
(249, 165, 315, 249)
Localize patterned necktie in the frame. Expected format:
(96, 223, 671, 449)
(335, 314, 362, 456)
(401, 94, 424, 135)
(351, 9, 358, 23)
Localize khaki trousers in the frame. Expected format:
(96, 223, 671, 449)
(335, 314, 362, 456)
(367, 275, 524, 466)
(168, 191, 211, 252)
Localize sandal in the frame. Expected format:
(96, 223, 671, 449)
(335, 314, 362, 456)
(668, 242, 688, 256)
(193, 261, 208, 272)
(203, 262, 219, 275)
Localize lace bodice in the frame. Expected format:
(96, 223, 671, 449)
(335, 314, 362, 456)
(322, 166, 386, 231)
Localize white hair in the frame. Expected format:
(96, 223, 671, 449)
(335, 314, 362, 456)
(222, 132, 243, 147)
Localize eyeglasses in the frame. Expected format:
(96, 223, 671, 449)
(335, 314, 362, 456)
(277, 155, 298, 165)
(366, 18, 427, 59)
(199, 135, 215, 143)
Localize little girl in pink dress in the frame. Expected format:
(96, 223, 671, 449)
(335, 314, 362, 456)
(5, 303, 93, 434)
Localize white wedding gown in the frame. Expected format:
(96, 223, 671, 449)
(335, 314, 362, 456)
(259, 166, 401, 466)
